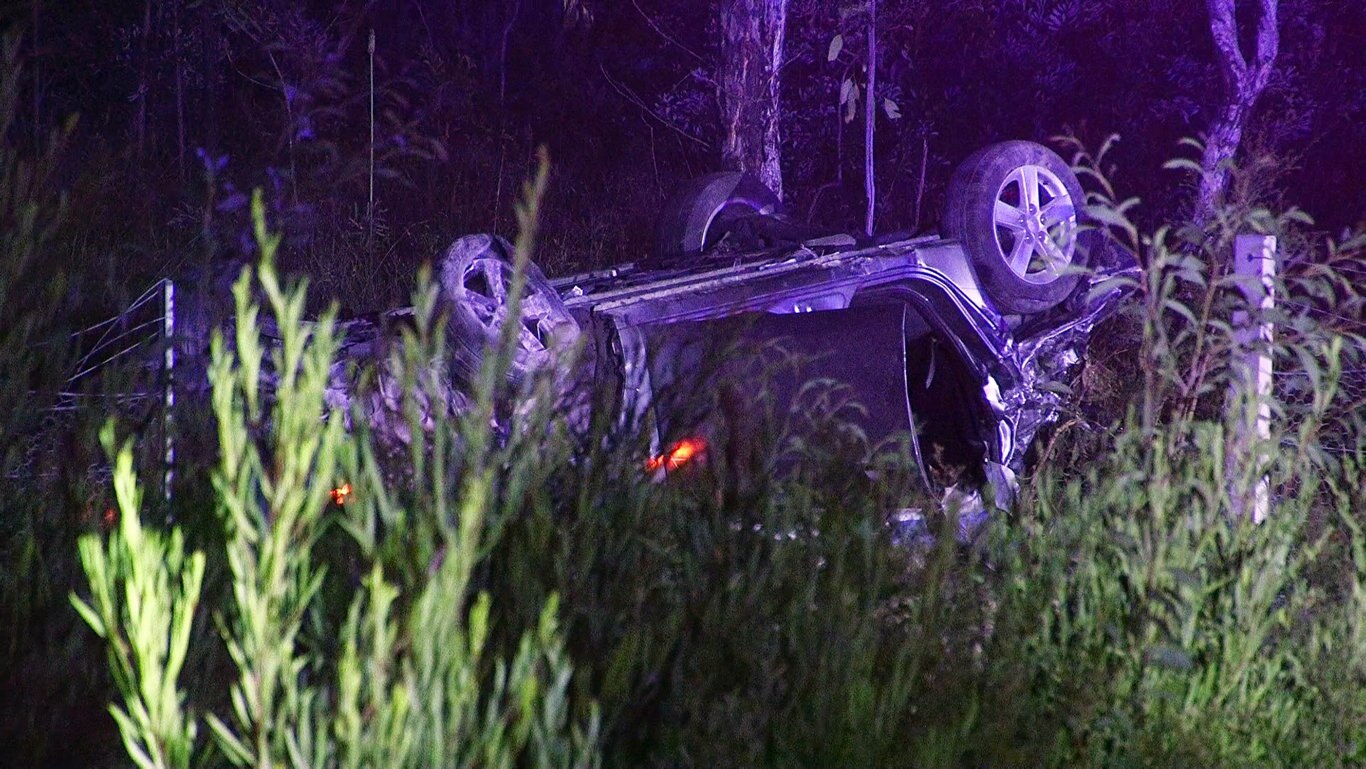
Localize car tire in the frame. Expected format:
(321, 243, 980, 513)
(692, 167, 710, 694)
(943, 141, 1094, 314)
(438, 233, 580, 385)
(653, 172, 783, 262)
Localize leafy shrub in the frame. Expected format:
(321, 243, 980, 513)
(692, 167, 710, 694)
(73, 178, 599, 769)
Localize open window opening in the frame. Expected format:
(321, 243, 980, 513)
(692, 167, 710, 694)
(903, 310, 993, 490)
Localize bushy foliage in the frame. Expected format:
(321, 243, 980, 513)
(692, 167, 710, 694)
(73, 183, 600, 769)
(0, 34, 126, 766)
(59, 143, 1366, 769)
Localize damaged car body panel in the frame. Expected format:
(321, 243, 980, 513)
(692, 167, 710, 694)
(553, 235, 1123, 487)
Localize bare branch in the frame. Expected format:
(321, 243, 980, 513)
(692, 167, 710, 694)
(1206, 0, 1247, 88)
(1194, 0, 1280, 230)
(1251, 0, 1280, 90)
(630, 0, 708, 65)
(598, 64, 710, 148)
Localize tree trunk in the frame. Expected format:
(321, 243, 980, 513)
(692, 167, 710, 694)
(718, 0, 788, 199)
(30, 0, 40, 147)
(174, 0, 186, 183)
(1196, 0, 1279, 226)
(201, 2, 219, 158)
(863, 0, 877, 236)
(136, 0, 151, 162)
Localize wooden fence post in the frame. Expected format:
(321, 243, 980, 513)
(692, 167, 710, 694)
(1229, 234, 1276, 523)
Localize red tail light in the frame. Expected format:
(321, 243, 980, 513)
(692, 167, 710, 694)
(330, 482, 353, 506)
(646, 437, 707, 473)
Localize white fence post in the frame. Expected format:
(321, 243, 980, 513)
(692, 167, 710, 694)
(163, 279, 175, 508)
(1230, 234, 1275, 523)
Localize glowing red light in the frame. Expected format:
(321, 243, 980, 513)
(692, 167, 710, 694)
(102, 507, 117, 528)
(330, 483, 353, 506)
(646, 437, 707, 473)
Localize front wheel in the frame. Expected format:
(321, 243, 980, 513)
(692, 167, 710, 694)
(438, 234, 580, 384)
(942, 141, 1095, 314)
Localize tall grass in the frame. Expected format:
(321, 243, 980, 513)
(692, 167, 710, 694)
(59, 139, 1366, 769)
(74, 172, 599, 768)
(0, 32, 130, 766)
(0, 30, 72, 636)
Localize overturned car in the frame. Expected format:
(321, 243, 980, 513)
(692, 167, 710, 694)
(436, 140, 1130, 513)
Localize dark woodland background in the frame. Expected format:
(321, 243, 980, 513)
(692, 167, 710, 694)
(8, 0, 1365, 315)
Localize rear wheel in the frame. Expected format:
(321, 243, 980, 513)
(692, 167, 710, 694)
(653, 172, 783, 262)
(943, 141, 1094, 314)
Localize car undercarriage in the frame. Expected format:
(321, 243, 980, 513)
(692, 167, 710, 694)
(429, 141, 1135, 513)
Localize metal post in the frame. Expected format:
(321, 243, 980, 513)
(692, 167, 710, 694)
(163, 278, 175, 508)
(1230, 234, 1275, 523)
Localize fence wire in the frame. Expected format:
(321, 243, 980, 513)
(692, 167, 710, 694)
(11, 280, 173, 485)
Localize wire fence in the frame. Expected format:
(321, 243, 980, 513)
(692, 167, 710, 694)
(19, 279, 176, 498)
(63, 279, 169, 391)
